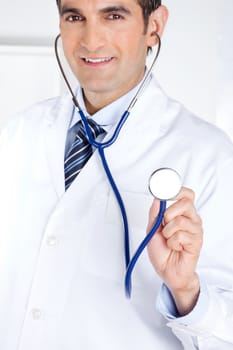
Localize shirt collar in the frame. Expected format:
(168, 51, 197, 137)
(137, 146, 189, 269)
(69, 70, 152, 132)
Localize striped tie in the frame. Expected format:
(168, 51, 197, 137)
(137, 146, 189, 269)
(64, 119, 105, 190)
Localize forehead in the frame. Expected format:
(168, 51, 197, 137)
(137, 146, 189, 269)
(60, 0, 140, 10)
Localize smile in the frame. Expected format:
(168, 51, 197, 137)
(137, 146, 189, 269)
(82, 57, 113, 64)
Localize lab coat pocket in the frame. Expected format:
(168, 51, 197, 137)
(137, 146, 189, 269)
(80, 188, 154, 284)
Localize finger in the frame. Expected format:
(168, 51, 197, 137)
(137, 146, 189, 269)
(162, 215, 202, 239)
(166, 230, 203, 253)
(174, 187, 195, 202)
(164, 194, 201, 225)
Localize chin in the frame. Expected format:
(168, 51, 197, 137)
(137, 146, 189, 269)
(81, 80, 114, 93)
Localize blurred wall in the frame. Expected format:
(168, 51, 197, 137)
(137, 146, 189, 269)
(0, 0, 59, 129)
(155, 0, 219, 122)
(215, 0, 233, 140)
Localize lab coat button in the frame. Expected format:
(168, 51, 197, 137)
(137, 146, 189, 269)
(47, 236, 59, 246)
(31, 308, 42, 320)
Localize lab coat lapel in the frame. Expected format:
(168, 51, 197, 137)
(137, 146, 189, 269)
(44, 95, 74, 198)
(64, 77, 166, 199)
(44, 77, 166, 201)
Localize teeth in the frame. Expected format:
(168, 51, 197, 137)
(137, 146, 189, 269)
(84, 57, 111, 63)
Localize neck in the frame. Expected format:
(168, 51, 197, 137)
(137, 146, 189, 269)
(82, 69, 146, 115)
(83, 91, 126, 115)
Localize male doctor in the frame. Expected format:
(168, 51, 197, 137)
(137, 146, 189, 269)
(0, 0, 233, 349)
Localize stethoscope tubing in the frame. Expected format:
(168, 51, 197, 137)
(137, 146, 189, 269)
(77, 108, 131, 267)
(78, 107, 130, 149)
(97, 145, 131, 268)
(55, 32, 165, 297)
(125, 200, 166, 297)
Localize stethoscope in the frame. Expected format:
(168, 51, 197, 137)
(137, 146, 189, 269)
(54, 33, 182, 297)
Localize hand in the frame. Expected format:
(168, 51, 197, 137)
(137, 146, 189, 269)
(147, 187, 203, 316)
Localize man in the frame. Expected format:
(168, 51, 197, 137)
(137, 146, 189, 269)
(0, 0, 233, 349)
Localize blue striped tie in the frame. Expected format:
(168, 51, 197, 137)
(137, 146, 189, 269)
(64, 119, 105, 190)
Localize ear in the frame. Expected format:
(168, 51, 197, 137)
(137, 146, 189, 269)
(146, 5, 169, 47)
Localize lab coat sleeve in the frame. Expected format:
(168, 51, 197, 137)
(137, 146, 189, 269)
(156, 156, 233, 349)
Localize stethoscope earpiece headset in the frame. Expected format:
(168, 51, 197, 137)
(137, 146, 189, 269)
(54, 33, 182, 298)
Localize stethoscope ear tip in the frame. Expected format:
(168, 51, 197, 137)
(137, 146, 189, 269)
(148, 168, 182, 201)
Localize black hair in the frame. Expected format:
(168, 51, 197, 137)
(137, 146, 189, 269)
(56, 0, 161, 30)
(137, 0, 161, 31)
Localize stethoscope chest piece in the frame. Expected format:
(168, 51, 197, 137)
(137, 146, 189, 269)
(149, 168, 182, 200)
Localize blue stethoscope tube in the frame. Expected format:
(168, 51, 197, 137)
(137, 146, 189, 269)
(79, 107, 131, 267)
(80, 106, 167, 297)
(55, 33, 165, 297)
(125, 200, 166, 297)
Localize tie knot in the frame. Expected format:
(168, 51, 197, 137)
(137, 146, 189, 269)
(78, 119, 105, 141)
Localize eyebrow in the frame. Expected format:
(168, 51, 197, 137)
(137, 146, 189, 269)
(60, 7, 82, 16)
(99, 6, 132, 15)
(60, 5, 132, 17)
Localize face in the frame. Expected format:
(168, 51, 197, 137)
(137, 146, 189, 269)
(59, 0, 158, 110)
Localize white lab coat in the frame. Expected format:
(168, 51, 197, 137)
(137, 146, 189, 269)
(1, 77, 233, 350)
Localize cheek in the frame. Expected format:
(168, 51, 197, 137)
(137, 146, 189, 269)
(118, 29, 147, 56)
(61, 39, 76, 64)
(61, 30, 78, 51)
(121, 38, 147, 66)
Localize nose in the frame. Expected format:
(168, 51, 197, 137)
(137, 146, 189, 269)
(80, 23, 105, 52)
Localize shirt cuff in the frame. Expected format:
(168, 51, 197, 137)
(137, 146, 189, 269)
(156, 277, 210, 325)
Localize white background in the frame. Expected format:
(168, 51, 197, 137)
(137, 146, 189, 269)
(0, 0, 233, 139)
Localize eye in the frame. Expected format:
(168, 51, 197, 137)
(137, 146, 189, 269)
(65, 14, 84, 22)
(107, 13, 124, 20)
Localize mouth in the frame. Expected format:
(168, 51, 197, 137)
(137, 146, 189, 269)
(81, 57, 114, 66)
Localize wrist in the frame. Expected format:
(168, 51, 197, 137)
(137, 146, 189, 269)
(170, 273, 200, 316)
